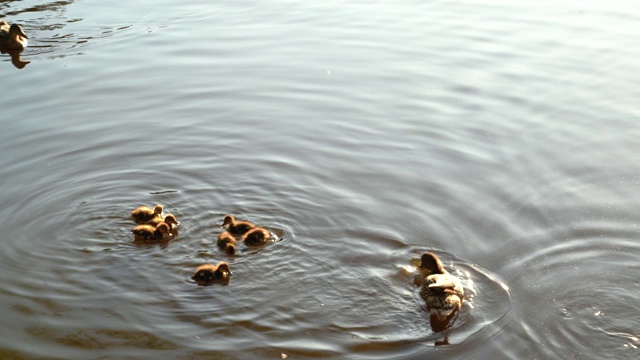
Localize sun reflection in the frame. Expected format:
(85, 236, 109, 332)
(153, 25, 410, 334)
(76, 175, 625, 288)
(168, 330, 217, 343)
(400, 264, 416, 274)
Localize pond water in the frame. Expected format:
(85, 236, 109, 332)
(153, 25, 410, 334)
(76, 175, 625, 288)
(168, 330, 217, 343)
(1, 0, 639, 359)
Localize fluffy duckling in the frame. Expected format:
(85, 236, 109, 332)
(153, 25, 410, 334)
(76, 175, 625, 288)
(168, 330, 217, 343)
(192, 262, 231, 284)
(131, 222, 171, 242)
(217, 231, 237, 255)
(131, 204, 164, 224)
(418, 252, 464, 321)
(0, 21, 28, 50)
(241, 227, 271, 246)
(221, 215, 256, 234)
(148, 214, 180, 229)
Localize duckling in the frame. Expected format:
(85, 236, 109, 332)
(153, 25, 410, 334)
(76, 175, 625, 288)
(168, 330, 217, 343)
(148, 214, 180, 229)
(131, 204, 164, 224)
(131, 222, 171, 242)
(217, 231, 237, 255)
(241, 227, 271, 246)
(0, 21, 28, 50)
(418, 252, 464, 321)
(221, 215, 256, 234)
(192, 262, 231, 284)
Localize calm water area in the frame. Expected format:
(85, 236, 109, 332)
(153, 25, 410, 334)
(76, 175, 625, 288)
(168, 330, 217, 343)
(1, 0, 639, 359)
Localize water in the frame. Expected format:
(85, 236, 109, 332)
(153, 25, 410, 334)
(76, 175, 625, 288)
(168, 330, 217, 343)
(1, 0, 639, 358)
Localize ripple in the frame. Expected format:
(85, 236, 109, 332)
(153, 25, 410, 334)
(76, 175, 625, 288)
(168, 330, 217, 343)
(2, 0, 640, 358)
(506, 228, 640, 359)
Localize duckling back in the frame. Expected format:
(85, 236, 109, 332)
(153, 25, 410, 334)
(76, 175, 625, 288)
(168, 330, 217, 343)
(131, 223, 171, 242)
(221, 215, 256, 234)
(242, 227, 271, 246)
(192, 262, 231, 284)
(131, 204, 164, 224)
(131, 224, 156, 242)
(419, 273, 464, 320)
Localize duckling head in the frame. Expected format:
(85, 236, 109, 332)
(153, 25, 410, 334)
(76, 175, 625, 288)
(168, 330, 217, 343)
(216, 262, 231, 278)
(419, 252, 447, 275)
(131, 224, 155, 240)
(155, 222, 171, 237)
(153, 204, 164, 216)
(221, 215, 235, 227)
(10, 24, 28, 39)
(163, 214, 179, 227)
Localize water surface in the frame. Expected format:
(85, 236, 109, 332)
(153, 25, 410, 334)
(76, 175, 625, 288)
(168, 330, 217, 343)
(1, 0, 639, 359)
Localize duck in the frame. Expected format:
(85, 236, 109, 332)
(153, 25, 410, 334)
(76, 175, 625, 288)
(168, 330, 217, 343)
(241, 227, 271, 246)
(418, 252, 464, 321)
(221, 215, 256, 234)
(131, 222, 171, 242)
(148, 214, 180, 229)
(192, 262, 231, 284)
(131, 204, 164, 224)
(217, 231, 237, 255)
(0, 21, 28, 50)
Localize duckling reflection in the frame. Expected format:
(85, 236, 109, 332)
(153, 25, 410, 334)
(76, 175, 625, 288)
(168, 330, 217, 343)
(433, 331, 451, 346)
(1, 48, 29, 69)
(192, 262, 231, 285)
(429, 310, 461, 346)
(417, 252, 464, 329)
(429, 311, 459, 333)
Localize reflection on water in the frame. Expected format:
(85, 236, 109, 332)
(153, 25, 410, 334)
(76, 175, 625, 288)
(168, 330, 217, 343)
(1, 0, 640, 359)
(1, 0, 145, 66)
(1, 48, 28, 68)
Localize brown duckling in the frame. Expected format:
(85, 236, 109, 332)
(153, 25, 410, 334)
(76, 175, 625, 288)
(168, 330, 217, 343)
(148, 214, 180, 229)
(418, 252, 464, 321)
(0, 22, 28, 51)
(217, 231, 237, 255)
(131, 222, 171, 242)
(192, 262, 231, 284)
(221, 215, 256, 234)
(241, 227, 271, 246)
(131, 204, 164, 224)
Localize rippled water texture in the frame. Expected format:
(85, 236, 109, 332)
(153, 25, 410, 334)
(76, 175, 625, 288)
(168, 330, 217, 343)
(1, 0, 640, 359)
